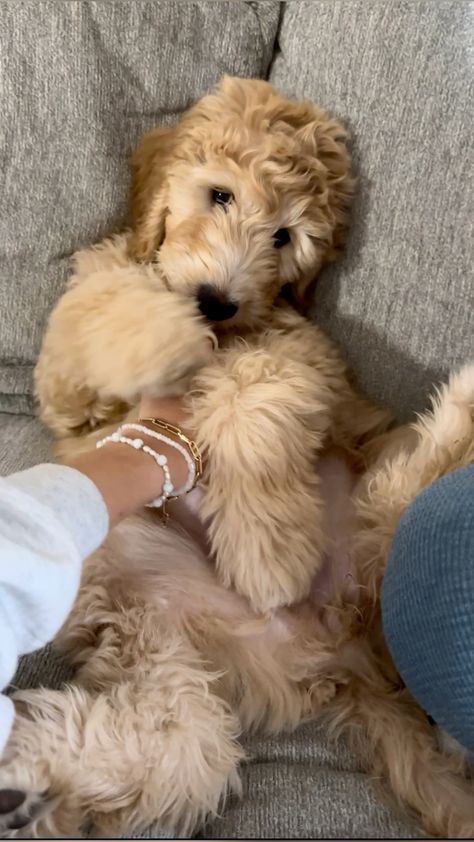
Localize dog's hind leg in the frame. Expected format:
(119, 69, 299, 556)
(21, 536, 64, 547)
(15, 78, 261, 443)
(0, 645, 243, 838)
(334, 364, 474, 835)
(329, 665, 474, 838)
(354, 363, 474, 597)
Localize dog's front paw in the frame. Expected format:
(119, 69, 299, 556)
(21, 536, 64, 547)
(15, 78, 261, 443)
(221, 557, 316, 615)
(0, 770, 80, 839)
(0, 787, 48, 836)
(156, 334, 215, 397)
(0, 692, 83, 838)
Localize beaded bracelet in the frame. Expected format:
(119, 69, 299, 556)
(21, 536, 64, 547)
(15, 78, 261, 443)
(139, 417, 202, 488)
(119, 422, 196, 497)
(96, 432, 173, 508)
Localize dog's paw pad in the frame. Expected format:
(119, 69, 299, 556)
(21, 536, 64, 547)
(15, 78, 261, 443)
(0, 788, 46, 834)
(0, 790, 26, 815)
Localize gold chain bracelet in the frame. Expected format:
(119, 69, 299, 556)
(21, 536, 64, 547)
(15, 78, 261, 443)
(139, 417, 203, 488)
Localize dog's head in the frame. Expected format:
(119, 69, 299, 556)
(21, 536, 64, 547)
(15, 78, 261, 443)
(128, 76, 353, 329)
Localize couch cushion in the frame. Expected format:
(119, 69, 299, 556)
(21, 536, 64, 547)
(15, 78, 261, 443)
(199, 724, 418, 838)
(0, 0, 280, 413)
(0, 413, 52, 474)
(271, 0, 473, 419)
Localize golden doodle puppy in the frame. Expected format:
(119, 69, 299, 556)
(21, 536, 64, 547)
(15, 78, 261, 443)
(0, 77, 472, 838)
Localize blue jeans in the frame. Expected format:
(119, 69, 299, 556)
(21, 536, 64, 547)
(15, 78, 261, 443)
(381, 465, 474, 752)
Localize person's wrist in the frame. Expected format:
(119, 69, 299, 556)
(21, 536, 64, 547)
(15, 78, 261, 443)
(138, 396, 191, 427)
(68, 440, 164, 524)
(102, 431, 189, 493)
(131, 418, 201, 489)
(93, 439, 165, 508)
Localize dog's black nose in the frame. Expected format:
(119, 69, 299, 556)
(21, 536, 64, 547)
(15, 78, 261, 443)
(197, 285, 238, 321)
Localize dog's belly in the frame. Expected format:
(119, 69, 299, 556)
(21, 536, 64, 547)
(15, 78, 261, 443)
(86, 447, 359, 702)
(103, 447, 358, 647)
(309, 448, 358, 605)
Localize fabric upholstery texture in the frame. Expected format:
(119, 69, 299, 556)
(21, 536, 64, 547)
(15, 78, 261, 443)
(0, 413, 52, 475)
(199, 724, 416, 839)
(0, 0, 280, 413)
(271, 0, 473, 419)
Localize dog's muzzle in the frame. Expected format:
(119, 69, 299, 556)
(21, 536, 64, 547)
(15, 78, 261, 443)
(197, 284, 239, 321)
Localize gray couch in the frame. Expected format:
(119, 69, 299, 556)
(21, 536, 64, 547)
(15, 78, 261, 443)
(1, 1, 472, 837)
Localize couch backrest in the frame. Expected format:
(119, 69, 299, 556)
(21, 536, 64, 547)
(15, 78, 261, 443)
(271, 0, 473, 418)
(0, 0, 280, 413)
(1, 1, 472, 420)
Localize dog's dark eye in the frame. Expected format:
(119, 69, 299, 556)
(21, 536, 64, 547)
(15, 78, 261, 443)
(211, 189, 232, 207)
(273, 228, 290, 249)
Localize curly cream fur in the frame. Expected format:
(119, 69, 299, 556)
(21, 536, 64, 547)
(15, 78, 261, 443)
(2, 78, 473, 838)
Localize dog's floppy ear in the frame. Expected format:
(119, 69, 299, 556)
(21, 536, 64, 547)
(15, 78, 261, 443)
(211, 78, 354, 299)
(127, 125, 177, 262)
(299, 110, 353, 256)
(292, 108, 354, 303)
(266, 98, 355, 265)
(266, 95, 353, 300)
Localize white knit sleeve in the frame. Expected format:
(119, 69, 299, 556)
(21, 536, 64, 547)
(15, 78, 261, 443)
(0, 464, 109, 755)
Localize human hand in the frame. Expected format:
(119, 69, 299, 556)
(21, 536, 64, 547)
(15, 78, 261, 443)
(70, 341, 215, 526)
(137, 337, 215, 436)
(71, 395, 197, 527)
(137, 395, 194, 438)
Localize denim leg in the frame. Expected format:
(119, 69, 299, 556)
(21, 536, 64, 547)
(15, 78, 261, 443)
(382, 465, 474, 752)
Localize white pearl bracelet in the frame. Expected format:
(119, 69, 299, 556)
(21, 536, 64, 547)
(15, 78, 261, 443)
(96, 432, 174, 508)
(119, 423, 196, 496)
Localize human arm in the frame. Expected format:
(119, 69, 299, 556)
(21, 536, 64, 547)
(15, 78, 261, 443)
(0, 396, 194, 753)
